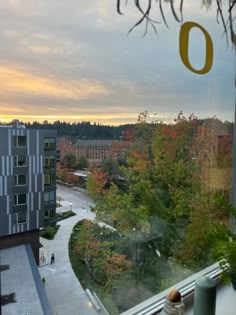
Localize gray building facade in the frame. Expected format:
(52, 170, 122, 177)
(0, 122, 56, 263)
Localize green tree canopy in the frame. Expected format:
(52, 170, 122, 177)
(64, 152, 77, 169)
(76, 156, 88, 170)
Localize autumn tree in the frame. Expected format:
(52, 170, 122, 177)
(100, 157, 119, 177)
(73, 220, 131, 288)
(87, 169, 109, 200)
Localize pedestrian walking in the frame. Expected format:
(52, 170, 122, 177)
(51, 253, 55, 264)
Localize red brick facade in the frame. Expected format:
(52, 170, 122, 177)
(57, 137, 76, 162)
(56, 138, 127, 168)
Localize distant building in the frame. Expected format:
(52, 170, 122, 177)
(75, 139, 114, 166)
(56, 138, 128, 169)
(56, 137, 75, 163)
(0, 121, 57, 264)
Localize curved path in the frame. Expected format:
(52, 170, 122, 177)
(39, 184, 100, 315)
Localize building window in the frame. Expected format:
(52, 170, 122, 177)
(14, 156, 27, 167)
(13, 212, 27, 224)
(14, 175, 26, 186)
(44, 191, 55, 205)
(14, 193, 26, 205)
(44, 209, 55, 218)
(44, 174, 56, 187)
(44, 156, 55, 169)
(44, 137, 56, 151)
(14, 136, 27, 147)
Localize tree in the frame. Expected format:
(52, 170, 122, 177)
(76, 156, 88, 170)
(87, 169, 108, 200)
(100, 157, 119, 176)
(64, 152, 77, 170)
(117, 0, 236, 46)
(91, 112, 233, 273)
(73, 220, 131, 289)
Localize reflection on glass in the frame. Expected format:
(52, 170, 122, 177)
(0, 1, 235, 314)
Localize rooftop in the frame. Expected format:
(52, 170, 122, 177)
(0, 245, 52, 315)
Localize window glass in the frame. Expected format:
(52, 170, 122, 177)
(18, 212, 27, 223)
(14, 136, 27, 147)
(44, 192, 49, 202)
(64, 2, 234, 314)
(14, 194, 26, 205)
(44, 156, 55, 169)
(13, 212, 27, 224)
(44, 191, 55, 204)
(44, 174, 56, 186)
(14, 156, 27, 167)
(1, 1, 235, 314)
(44, 138, 56, 151)
(14, 175, 26, 186)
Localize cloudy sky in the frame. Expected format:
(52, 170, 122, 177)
(0, 0, 235, 125)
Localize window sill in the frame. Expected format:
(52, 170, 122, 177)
(184, 283, 235, 315)
(120, 263, 221, 315)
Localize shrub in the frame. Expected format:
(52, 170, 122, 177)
(40, 225, 60, 240)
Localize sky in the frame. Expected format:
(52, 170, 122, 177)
(0, 0, 235, 125)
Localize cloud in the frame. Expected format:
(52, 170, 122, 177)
(0, 1, 234, 125)
(0, 65, 109, 100)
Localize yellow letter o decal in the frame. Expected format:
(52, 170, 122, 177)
(179, 21, 213, 75)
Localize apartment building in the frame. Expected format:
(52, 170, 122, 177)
(0, 121, 57, 263)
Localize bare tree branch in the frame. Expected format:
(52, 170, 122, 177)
(117, 0, 236, 47)
(117, 0, 124, 15)
(127, 0, 160, 35)
(159, 0, 169, 28)
(170, 0, 181, 22)
(216, 0, 229, 46)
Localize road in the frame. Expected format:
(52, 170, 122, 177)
(56, 183, 95, 212)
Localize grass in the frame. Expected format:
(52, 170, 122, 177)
(40, 224, 60, 240)
(69, 222, 120, 315)
(56, 210, 76, 221)
(68, 220, 188, 314)
(40, 211, 76, 240)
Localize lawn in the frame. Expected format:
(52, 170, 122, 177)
(40, 211, 76, 240)
(40, 224, 60, 240)
(56, 210, 76, 221)
(69, 220, 193, 314)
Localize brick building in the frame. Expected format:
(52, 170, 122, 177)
(75, 139, 113, 163)
(56, 137, 76, 162)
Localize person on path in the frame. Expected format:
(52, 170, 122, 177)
(51, 253, 55, 264)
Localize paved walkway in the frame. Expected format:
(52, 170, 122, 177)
(39, 186, 100, 315)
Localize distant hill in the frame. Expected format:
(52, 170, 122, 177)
(26, 121, 135, 141)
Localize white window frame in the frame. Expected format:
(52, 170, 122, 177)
(120, 263, 220, 315)
(14, 155, 27, 167)
(14, 135, 27, 147)
(14, 193, 27, 206)
(13, 212, 27, 224)
(14, 175, 27, 186)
